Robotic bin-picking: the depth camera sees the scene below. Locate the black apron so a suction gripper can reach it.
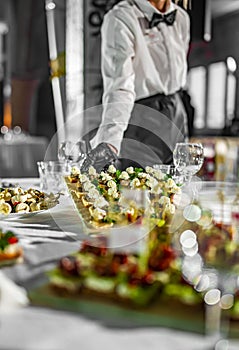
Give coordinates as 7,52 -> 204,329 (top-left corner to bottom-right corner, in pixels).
119,91 -> 188,169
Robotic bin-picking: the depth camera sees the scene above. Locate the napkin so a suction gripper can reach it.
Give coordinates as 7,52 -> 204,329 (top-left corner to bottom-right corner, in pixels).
0,271 -> 29,312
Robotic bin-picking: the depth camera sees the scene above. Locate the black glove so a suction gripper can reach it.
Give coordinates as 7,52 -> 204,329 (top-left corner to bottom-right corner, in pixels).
81,143 -> 118,173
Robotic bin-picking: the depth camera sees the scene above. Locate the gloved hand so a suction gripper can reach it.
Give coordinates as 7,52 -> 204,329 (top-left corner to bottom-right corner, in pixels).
81,143 -> 118,173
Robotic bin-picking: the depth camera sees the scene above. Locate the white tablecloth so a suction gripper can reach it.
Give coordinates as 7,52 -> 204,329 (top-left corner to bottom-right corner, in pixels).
0,178 -> 239,350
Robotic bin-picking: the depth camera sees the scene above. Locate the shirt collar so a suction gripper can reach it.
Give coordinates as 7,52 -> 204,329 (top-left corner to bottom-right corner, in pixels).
134,0 -> 175,21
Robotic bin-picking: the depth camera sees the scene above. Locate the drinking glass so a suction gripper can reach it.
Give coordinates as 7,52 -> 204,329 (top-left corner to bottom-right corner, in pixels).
37,160 -> 72,193
58,140 -> 86,167
173,142 -> 204,182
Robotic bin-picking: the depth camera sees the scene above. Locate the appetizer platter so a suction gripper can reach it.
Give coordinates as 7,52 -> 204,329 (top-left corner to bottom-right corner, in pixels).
0,187 -> 60,219
64,164 -> 180,234
30,234 -> 206,334
0,228 -> 23,266
29,226 -> 239,337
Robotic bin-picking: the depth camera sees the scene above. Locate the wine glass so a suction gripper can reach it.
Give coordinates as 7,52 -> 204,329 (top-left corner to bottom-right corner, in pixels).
173,142 -> 204,182
171,181 -> 239,349
58,140 -> 86,167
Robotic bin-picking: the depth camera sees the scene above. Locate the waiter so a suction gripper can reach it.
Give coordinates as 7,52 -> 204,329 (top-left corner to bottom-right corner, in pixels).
82,0 -> 190,172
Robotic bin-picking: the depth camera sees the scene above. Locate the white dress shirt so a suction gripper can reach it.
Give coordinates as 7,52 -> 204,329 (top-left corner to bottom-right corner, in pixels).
91,0 -> 190,153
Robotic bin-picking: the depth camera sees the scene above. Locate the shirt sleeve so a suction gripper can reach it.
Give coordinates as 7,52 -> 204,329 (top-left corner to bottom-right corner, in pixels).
90,13 -> 136,153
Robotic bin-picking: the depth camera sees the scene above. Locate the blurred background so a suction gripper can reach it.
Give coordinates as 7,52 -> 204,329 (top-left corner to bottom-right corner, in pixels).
0,0 -> 238,179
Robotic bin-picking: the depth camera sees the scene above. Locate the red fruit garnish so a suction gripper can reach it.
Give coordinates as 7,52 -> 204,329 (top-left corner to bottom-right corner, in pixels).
8,236 -> 18,244
80,241 -> 107,256
142,270 -> 154,284
129,270 -> 154,286
59,256 -> 79,275
127,213 -> 133,222
112,253 -> 128,265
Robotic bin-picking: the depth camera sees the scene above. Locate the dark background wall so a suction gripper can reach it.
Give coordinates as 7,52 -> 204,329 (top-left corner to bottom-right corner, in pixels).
189,11 -> 239,67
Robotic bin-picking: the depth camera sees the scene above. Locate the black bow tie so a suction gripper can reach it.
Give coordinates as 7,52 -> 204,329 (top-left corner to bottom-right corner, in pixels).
149,9 -> 177,28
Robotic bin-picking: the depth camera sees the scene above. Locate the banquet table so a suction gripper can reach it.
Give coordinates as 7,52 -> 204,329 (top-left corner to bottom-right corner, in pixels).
1,178 -> 239,350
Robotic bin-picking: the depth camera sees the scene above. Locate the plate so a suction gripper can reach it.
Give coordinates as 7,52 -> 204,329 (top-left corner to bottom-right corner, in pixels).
0,204 -> 58,221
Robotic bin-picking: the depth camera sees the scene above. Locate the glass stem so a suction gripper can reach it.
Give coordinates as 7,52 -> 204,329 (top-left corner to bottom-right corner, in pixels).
183,174 -> 192,183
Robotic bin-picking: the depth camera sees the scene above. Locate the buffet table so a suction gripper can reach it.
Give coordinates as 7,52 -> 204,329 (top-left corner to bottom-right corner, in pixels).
1,178 -> 239,350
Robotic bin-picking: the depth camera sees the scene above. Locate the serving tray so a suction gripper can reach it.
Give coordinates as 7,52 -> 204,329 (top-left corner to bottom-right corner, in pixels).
29,283 -> 239,339
29,284 -> 206,333
64,177 -> 113,234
